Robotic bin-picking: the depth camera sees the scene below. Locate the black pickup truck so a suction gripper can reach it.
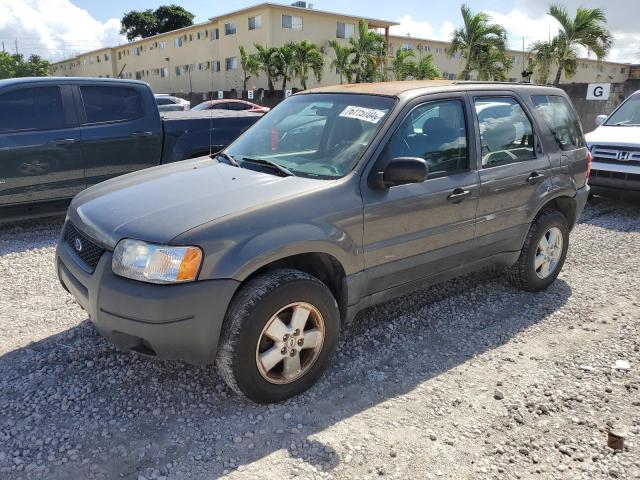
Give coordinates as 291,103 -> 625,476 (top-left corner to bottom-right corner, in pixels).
0,77 -> 260,220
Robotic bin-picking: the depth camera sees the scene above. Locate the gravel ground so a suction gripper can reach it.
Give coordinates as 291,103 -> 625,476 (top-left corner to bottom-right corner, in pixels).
0,196 -> 639,480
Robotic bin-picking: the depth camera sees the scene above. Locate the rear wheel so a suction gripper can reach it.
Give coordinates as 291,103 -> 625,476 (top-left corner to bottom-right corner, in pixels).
216,269 -> 340,403
508,209 -> 569,292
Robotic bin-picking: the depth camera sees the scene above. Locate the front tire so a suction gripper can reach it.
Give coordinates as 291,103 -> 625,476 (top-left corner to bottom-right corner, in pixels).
216,269 -> 340,403
508,209 -> 569,292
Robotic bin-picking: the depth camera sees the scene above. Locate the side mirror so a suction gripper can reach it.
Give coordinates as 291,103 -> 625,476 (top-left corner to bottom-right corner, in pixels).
374,157 -> 428,189
595,114 -> 608,127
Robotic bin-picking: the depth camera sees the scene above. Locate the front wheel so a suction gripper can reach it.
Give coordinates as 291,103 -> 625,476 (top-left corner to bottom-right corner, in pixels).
216,269 -> 340,403
508,209 -> 569,292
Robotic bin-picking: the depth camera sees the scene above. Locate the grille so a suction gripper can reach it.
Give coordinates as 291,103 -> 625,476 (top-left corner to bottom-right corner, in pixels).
591,169 -> 640,182
591,145 -> 640,166
63,223 -> 105,272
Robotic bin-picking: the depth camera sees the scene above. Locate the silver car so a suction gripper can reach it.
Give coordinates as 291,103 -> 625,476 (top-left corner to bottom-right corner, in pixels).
154,94 -> 190,112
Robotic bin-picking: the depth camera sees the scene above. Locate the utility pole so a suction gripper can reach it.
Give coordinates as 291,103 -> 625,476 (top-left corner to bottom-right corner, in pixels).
14,39 -> 18,55
1,41 -> 5,53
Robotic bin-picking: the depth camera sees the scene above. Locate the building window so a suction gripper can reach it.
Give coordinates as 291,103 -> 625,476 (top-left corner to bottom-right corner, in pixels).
336,22 -> 354,39
160,67 -> 168,78
133,47 -> 141,56
175,66 -> 181,76
104,53 -> 110,60
424,45 -> 431,52
435,47 -> 443,55
159,41 -> 166,49
210,28 -> 220,40
175,37 -> 183,48
96,55 -> 101,63
621,68 -> 626,74
282,14 -> 302,30
249,15 -> 262,30
225,22 -> 236,35
225,57 -> 237,70
212,60 -> 221,72
401,44 -> 413,52
198,61 -> 210,71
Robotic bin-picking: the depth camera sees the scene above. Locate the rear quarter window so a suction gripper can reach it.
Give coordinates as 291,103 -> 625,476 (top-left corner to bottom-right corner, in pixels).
531,95 -> 584,151
80,85 -> 144,124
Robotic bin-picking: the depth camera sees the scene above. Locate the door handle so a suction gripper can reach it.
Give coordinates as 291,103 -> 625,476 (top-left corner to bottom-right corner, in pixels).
447,188 -> 471,203
130,131 -> 153,138
50,138 -> 76,145
526,172 -> 545,185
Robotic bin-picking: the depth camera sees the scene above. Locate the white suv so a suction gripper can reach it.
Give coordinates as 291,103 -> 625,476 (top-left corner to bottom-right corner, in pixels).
585,91 -> 640,194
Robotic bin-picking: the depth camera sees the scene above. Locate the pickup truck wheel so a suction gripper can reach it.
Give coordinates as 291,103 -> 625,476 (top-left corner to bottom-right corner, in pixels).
216,269 -> 340,403
508,209 -> 569,292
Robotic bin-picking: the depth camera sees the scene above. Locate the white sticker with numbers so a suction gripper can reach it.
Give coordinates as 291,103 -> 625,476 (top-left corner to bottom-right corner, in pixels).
339,106 -> 386,124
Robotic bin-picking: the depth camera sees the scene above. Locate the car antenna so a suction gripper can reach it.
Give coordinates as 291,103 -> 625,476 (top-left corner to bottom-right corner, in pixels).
209,73 -> 215,157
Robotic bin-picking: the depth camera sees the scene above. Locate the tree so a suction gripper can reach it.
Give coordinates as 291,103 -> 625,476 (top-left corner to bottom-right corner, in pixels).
412,54 -> 441,80
448,4 -> 509,81
475,45 -> 513,81
328,40 -> 353,84
0,53 -> 49,79
254,44 -> 280,90
390,48 -> 415,80
239,46 -> 260,91
349,19 -> 386,83
548,4 -> 612,85
529,40 -> 557,84
274,43 -> 296,90
120,5 -> 194,41
292,41 -> 324,90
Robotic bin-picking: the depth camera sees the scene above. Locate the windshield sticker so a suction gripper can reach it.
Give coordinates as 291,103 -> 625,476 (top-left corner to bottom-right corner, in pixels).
339,106 -> 386,124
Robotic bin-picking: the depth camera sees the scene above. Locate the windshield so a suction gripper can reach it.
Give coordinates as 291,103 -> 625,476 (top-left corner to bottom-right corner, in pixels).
605,93 -> 640,126
225,93 -> 396,179
191,101 -> 212,111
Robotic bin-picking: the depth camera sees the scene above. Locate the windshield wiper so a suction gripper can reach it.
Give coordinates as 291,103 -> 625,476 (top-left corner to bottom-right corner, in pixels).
214,152 -> 240,167
240,157 -> 295,177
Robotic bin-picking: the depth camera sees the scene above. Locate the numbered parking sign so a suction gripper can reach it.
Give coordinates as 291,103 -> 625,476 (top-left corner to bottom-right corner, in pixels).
247,90 -> 254,100
285,89 -> 292,98
217,90 -> 224,99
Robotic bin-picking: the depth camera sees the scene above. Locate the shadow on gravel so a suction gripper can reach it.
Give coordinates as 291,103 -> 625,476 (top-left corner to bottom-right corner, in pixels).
0,267 -> 572,479
580,195 -> 640,233
0,216 -> 65,255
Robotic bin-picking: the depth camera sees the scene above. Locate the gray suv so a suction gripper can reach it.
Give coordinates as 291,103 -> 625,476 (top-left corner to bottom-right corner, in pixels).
56,81 -> 590,403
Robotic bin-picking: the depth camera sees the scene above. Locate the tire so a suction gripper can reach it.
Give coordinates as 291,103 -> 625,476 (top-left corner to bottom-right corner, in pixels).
216,269 -> 340,403
508,209 -> 569,292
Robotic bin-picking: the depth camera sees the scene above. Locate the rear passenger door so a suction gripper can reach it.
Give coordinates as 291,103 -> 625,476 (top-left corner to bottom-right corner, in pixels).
76,84 -> 162,186
0,84 -> 83,206
471,93 -> 552,257
362,96 -> 480,295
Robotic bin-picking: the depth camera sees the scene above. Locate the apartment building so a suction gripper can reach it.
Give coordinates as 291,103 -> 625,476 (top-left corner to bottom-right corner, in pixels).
49,1 -> 631,94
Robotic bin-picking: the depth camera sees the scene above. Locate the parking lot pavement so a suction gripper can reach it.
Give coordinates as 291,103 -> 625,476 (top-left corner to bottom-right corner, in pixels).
0,196 -> 639,480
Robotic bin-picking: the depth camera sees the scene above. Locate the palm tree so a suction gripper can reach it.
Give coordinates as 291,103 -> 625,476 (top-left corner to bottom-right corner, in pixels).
329,40 -> 353,84
413,54 -> 440,80
475,45 -> 513,81
274,43 -> 296,90
391,48 -> 415,81
239,46 -> 260,91
254,44 -> 280,90
529,40 -> 557,84
349,19 -> 385,83
548,4 -> 613,85
292,40 -> 324,90
448,4 -> 508,80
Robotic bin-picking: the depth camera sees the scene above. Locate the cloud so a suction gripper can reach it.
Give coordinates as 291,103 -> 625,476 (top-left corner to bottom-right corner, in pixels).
0,0 -> 124,61
391,15 -> 454,42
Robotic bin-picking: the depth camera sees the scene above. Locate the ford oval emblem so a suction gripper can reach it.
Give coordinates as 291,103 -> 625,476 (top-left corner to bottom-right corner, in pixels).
74,237 -> 83,253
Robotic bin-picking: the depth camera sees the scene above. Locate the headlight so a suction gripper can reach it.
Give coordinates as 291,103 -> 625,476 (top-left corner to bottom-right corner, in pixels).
112,239 -> 203,284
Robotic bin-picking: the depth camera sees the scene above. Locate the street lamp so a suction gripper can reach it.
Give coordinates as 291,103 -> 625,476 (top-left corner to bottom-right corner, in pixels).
165,57 -> 172,94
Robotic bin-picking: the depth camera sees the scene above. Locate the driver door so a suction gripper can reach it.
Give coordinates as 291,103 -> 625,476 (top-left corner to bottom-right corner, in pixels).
361,95 -> 480,296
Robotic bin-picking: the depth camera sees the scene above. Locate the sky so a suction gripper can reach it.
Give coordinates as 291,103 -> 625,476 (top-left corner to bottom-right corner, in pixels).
0,0 -> 638,64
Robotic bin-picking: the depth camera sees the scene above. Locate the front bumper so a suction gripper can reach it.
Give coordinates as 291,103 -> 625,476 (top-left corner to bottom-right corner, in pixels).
56,227 -> 239,365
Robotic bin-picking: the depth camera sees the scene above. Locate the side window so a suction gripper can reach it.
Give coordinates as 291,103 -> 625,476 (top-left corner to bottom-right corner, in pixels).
80,86 -> 144,124
155,97 -> 172,106
475,97 -> 536,168
228,102 -> 249,111
212,103 -> 229,110
531,95 -> 584,150
384,99 -> 469,178
0,86 -> 65,132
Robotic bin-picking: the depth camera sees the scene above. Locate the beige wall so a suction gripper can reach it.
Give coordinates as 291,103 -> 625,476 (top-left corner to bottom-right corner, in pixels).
50,3 -> 631,93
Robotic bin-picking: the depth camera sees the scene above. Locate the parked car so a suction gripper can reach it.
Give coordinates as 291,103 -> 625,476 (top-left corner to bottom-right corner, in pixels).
56,81 -> 590,403
192,99 -> 270,114
154,94 -> 190,112
585,90 -> 640,194
0,77 -> 260,221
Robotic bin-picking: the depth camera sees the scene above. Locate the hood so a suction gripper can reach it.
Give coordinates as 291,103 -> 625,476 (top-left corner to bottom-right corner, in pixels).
69,157 -> 326,248
585,125 -> 640,147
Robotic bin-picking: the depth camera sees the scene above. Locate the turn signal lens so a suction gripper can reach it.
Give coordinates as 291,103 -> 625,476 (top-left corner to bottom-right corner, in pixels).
586,150 -> 592,183
176,247 -> 203,281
